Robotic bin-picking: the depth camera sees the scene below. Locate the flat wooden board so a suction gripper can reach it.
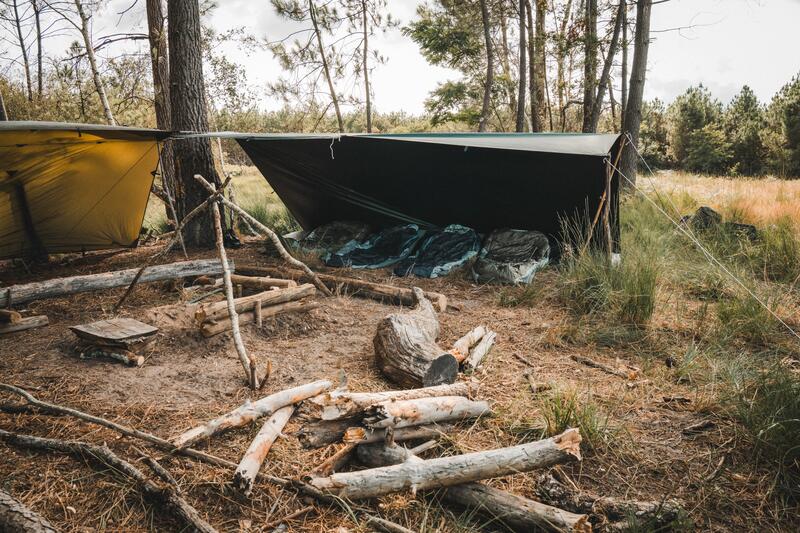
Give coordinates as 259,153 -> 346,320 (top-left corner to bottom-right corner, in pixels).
70,318 -> 158,345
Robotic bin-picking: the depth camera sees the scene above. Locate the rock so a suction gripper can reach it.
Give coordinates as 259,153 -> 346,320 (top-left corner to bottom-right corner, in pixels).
723,222 -> 758,241
688,206 -> 722,231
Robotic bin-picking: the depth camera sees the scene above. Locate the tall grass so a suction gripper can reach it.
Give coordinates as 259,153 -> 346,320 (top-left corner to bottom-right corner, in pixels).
240,201 -> 300,236
539,389 -> 615,451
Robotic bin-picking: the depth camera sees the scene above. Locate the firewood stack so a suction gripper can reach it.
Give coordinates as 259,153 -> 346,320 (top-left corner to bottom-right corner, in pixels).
194,276 -> 319,337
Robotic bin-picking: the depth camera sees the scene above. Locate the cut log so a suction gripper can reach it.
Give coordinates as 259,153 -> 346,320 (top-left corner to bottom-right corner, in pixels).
307,428 -> 581,499
374,288 -> 458,387
78,346 -> 144,367
357,444 -> 591,533
536,473 -> 683,527
233,405 -> 294,497
362,396 -> 491,430
297,418 -> 451,449
201,301 -> 320,337
450,326 -> 486,362
0,429 -> 218,533
0,315 -> 48,335
195,284 -> 316,323
463,329 -> 496,371
0,489 -> 58,533
305,382 -> 477,421
0,309 -> 22,324
343,424 -> 454,445
238,265 -> 449,312
0,259 -> 231,307
229,274 -> 297,289
171,380 -> 332,449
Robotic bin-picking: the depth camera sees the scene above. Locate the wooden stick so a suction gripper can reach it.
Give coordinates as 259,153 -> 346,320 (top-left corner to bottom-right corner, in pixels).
193,174 -> 332,297
239,265 -> 448,312
304,382 -> 477,421
253,298 -> 263,327
229,274 -> 297,289
78,346 -> 144,367
0,429 -> 218,533
264,505 -> 315,529
365,516 -> 416,533
210,197 -> 258,390
0,309 -> 22,324
463,329 -> 496,371
512,352 -> 536,368
195,284 -> 315,323
171,380 -> 332,449
524,372 -> 552,395
310,442 -> 358,477
0,489 -> 58,533
450,326 -> 486,362
233,406 -> 294,497
570,355 -> 636,380
358,443 -> 591,533
309,429 -> 581,500
201,301 -> 320,337
362,396 -> 491,430
0,316 -> 48,335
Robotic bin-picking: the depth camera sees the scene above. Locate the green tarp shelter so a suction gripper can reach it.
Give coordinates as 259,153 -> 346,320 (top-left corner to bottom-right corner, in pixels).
234,132 -> 623,251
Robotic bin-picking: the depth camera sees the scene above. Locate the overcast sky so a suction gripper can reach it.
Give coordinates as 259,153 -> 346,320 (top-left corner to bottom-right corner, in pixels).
29,0 -> 800,115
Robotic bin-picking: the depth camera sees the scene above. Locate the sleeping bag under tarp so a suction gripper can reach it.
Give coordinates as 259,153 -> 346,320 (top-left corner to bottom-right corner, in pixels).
472,229 -> 551,284
324,224 -> 426,269
394,224 -> 481,278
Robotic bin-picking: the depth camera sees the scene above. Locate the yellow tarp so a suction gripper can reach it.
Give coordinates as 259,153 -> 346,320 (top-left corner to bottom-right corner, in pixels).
0,123 -> 163,259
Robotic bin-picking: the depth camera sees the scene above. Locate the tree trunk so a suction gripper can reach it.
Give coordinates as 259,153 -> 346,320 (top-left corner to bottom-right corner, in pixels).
0,90 -> 7,120
32,0 -> 43,98
357,444 -> 591,533
620,3 -> 628,133
499,7 -> 516,118
534,0 -> 547,130
12,0 -> 33,101
170,380 -> 332,449
589,0 -> 624,132
525,0 -> 537,131
307,428 -> 582,500
167,0 -> 223,248
581,0 -> 598,132
620,0 -> 652,189
373,288 -> 458,388
478,0 -> 494,132
146,0 -> 176,195
515,0 -> 527,132
304,382 -> 477,421
233,406 -> 294,497
362,396 -> 490,430
74,0 -> 114,124
0,489 -> 59,532
361,0 -> 371,132
310,0 -> 344,133
0,259 -> 229,307
554,0 -> 574,131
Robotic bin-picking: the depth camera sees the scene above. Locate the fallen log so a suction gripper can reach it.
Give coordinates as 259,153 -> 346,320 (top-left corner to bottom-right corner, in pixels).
0,489 -> 58,533
0,309 -> 22,324
201,301 -> 320,337
450,326 -> 486,362
343,424 -> 455,445
297,418 -> 451,449
374,288 -> 459,387
357,443 -> 591,533
229,274 -> 297,289
463,329 -> 496,371
233,406 -> 294,497
0,315 -> 48,335
78,346 -> 144,367
0,259 -> 231,308
0,429 -> 217,533
536,472 -> 683,528
238,265 -> 449,312
362,396 -> 491,430
171,380 -> 332,449
305,382 -> 477,421
195,284 -> 316,323
307,428 -> 581,499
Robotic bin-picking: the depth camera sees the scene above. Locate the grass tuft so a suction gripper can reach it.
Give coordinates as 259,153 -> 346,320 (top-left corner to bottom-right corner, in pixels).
716,290 -> 783,346
539,388 -> 615,451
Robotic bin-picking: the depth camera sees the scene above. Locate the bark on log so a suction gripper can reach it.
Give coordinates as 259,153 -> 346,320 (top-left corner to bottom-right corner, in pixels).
357,444 -> 591,533
0,309 -> 22,324
362,396 -> 491,430
374,288 -> 458,387
233,405 -> 294,497
536,473 -> 683,527
0,489 -> 58,533
171,380 -> 332,449
343,424 -> 454,445
238,265 -> 448,312
304,382 -> 477,421
463,329 -> 496,371
195,284 -> 316,323
450,326 -> 486,362
229,274 -> 297,289
0,429 -> 217,533
307,428 -> 581,499
0,260 -> 231,307
201,301 -> 320,337
0,315 -> 48,335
